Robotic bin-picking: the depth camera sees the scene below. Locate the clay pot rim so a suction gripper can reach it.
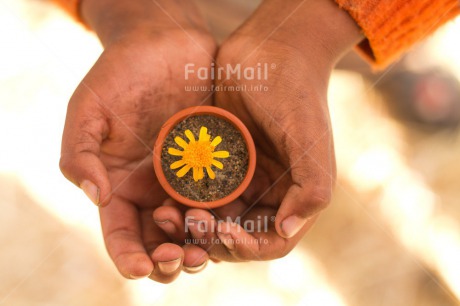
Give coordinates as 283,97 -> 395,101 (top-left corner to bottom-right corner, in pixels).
153,106 -> 256,209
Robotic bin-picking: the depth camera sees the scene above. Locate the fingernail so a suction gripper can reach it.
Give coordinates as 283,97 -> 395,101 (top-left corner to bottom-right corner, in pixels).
81,180 -> 100,205
157,258 -> 181,275
154,219 -> 176,234
281,215 -> 307,238
217,233 -> 235,251
183,260 -> 208,273
129,273 -> 151,280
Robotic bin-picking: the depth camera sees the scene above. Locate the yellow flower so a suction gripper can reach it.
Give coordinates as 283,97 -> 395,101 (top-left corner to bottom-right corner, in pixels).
168,126 -> 230,181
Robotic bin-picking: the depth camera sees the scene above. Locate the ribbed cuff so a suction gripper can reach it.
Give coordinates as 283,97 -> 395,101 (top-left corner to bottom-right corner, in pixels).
335,0 -> 460,68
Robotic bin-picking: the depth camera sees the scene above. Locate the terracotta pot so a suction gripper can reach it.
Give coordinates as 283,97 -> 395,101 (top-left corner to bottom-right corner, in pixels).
153,106 -> 256,209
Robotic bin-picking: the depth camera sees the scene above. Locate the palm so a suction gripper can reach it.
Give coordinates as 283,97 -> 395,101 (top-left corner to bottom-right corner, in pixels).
95,39 -> 212,209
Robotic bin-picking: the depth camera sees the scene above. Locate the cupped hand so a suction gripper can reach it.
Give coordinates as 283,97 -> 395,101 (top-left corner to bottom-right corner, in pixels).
182,38 -> 335,261
157,0 -> 362,262
60,24 -> 216,282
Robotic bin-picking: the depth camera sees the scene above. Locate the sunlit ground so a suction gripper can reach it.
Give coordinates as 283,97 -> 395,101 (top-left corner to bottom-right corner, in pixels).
1,0 -> 460,305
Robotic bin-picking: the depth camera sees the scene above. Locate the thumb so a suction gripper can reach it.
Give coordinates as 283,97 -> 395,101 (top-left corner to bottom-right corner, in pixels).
59,93 -> 112,206
274,105 -> 335,238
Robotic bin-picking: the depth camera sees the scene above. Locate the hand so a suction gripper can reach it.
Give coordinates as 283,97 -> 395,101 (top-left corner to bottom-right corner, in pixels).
159,0 -> 363,261
59,0 -> 216,283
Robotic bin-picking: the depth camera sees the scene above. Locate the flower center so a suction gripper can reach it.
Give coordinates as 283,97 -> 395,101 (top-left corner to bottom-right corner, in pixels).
182,141 -> 214,168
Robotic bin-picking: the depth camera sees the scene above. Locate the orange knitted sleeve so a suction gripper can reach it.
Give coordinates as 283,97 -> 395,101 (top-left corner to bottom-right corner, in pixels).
334,0 -> 460,68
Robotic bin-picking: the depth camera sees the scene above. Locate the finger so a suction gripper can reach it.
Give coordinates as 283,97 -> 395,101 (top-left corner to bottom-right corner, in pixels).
149,243 -> 184,283
185,208 -> 217,245
140,206 -> 185,284
217,211 -> 319,261
212,200 -> 247,220
60,90 -> 111,206
153,199 -> 188,243
242,153 -> 292,207
184,201 -> 247,261
216,221 -> 269,261
274,101 -> 335,238
276,185 -> 330,238
100,196 -> 153,280
185,208 -> 236,260
162,197 -> 188,213
215,207 -> 281,261
182,244 -> 209,274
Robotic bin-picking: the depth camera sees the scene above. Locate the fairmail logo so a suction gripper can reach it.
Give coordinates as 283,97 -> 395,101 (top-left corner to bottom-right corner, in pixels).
184,215 -> 273,233
185,63 -> 275,81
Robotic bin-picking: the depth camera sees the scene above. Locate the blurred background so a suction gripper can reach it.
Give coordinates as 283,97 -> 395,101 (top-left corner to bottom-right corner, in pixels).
1,0 -> 460,305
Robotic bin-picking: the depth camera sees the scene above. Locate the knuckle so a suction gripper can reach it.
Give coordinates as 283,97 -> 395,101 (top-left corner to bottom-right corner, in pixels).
311,186 -> 333,211
257,240 -> 292,261
278,247 -> 292,259
273,247 -> 291,260
262,244 -> 292,261
58,155 -> 72,176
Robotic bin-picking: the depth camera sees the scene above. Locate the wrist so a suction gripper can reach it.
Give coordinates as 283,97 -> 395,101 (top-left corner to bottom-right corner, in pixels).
245,0 -> 363,65
80,0 -> 209,46
298,0 -> 364,62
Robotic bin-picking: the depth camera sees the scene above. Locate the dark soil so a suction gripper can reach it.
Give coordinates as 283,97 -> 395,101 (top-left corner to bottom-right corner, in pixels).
161,115 -> 249,202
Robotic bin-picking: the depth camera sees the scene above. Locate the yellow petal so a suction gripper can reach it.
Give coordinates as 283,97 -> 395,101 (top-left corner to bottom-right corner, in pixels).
198,167 -> 204,179
193,167 -> 199,181
211,159 -> 223,169
206,166 -> 215,179
199,126 -> 208,142
170,160 -> 186,169
176,165 -> 191,177
185,130 -> 195,143
174,136 -> 188,149
213,151 -> 230,158
168,148 -> 184,156
210,136 -> 222,147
